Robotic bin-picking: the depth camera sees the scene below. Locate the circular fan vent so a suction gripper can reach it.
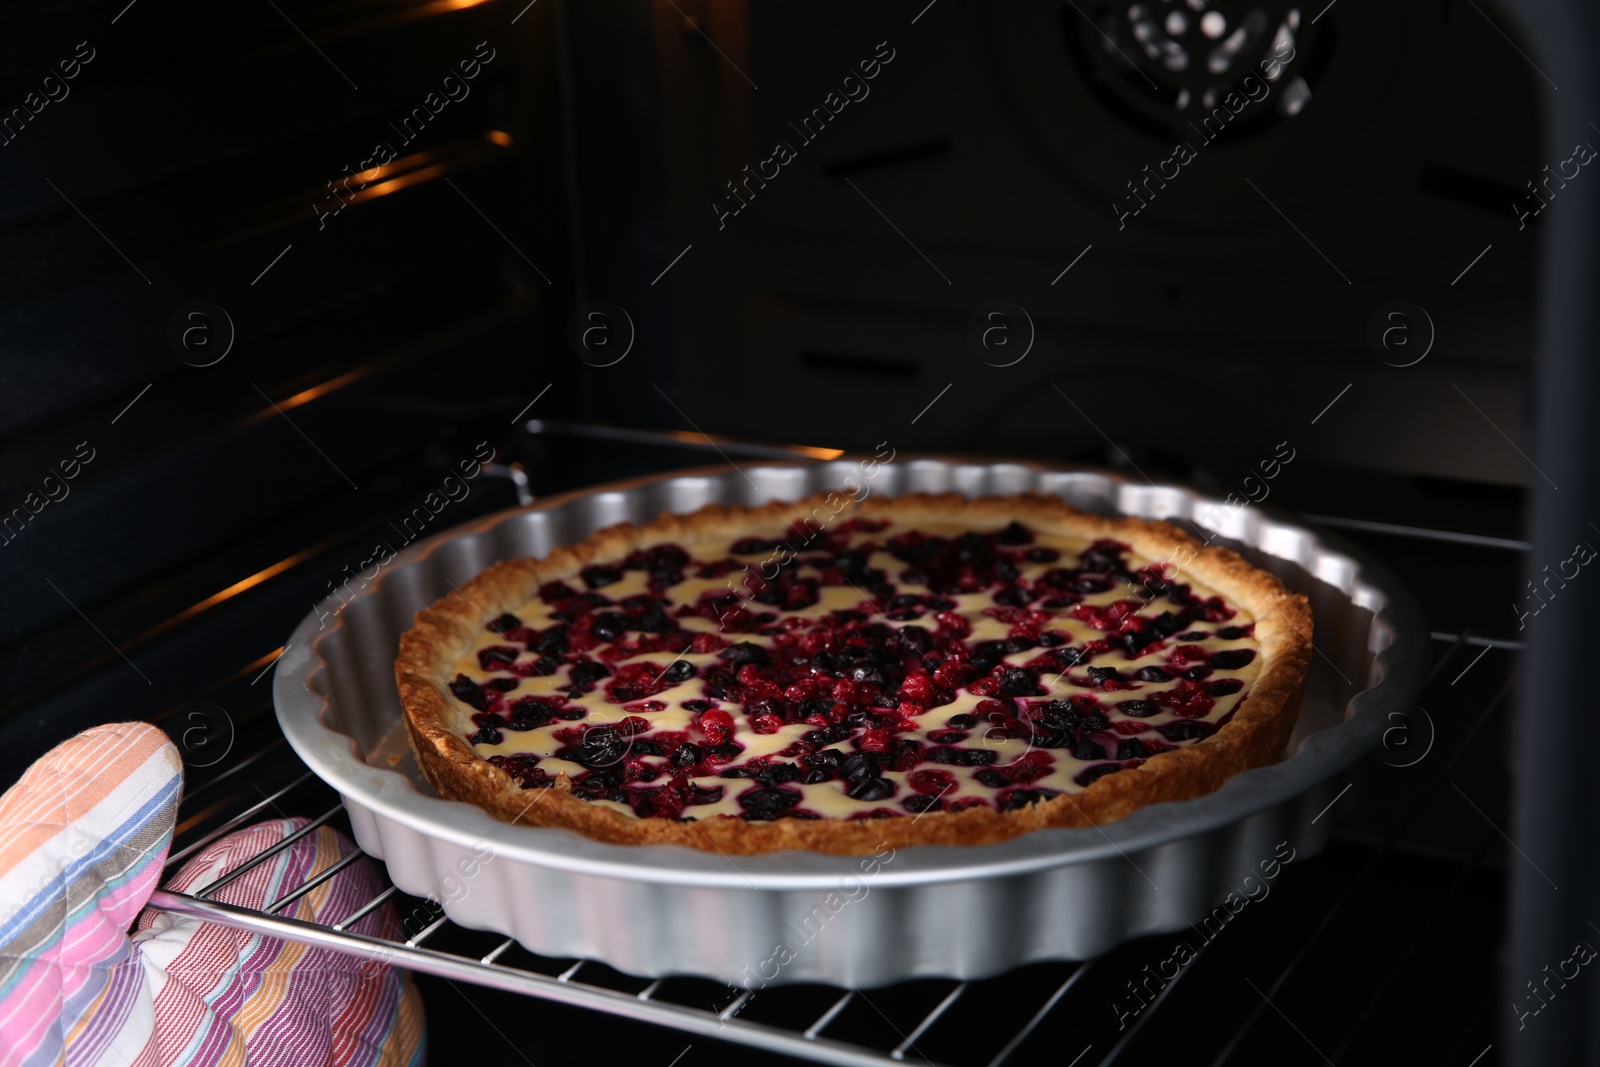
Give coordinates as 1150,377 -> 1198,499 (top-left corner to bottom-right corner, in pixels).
1066,0 -> 1319,141
981,0 -> 1406,227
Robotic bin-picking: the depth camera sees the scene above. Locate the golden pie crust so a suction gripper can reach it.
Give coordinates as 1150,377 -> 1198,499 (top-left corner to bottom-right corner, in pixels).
395,492 -> 1312,855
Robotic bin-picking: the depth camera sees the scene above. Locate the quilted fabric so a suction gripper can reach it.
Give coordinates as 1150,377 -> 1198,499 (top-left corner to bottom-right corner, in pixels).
0,722 -> 426,1067
134,819 -> 426,1067
0,722 -> 180,1067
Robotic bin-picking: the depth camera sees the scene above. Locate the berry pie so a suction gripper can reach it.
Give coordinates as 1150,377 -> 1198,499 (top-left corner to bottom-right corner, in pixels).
396,492 -> 1312,855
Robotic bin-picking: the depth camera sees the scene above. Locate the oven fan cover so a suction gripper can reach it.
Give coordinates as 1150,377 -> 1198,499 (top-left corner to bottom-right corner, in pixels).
1068,0 -> 1319,140
981,0 -> 1414,227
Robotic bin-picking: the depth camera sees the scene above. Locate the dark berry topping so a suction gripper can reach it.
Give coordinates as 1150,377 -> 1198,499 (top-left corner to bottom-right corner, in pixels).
1073,740 -> 1106,761
449,675 -> 491,711
565,661 -> 612,693
739,786 -> 803,820
841,750 -> 882,783
804,749 -> 844,770
1074,764 -> 1123,787
1000,787 -> 1061,810
506,698 -> 558,731
590,612 -> 628,641
999,667 -> 1044,697
1087,666 -> 1126,686
1155,720 -> 1217,742
627,543 -> 691,587
847,777 -> 896,802
478,646 -> 520,670
997,521 -> 1034,545
487,754 -> 552,789
719,641 -> 771,668
581,564 -> 623,589
754,762 -> 804,785
993,586 -> 1032,608
459,523 -> 1256,821
558,727 -> 633,769
530,626 -> 567,656
1116,738 -> 1150,760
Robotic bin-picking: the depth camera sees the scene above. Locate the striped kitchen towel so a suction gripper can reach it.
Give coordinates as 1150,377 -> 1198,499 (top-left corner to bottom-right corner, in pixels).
0,721 -> 181,1067
134,818 -> 426,1067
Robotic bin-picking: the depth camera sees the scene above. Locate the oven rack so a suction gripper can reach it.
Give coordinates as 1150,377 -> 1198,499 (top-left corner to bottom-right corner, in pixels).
145,623 -> 1512,1067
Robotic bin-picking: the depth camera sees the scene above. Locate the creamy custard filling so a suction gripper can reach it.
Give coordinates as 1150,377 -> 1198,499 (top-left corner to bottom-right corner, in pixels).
445,518 -> 1262,823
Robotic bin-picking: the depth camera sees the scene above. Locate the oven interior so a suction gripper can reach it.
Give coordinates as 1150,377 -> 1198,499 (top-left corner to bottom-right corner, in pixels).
0,0 -> 1581,1063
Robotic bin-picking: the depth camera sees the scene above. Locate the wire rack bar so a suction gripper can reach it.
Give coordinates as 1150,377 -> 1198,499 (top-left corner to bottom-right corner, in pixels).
405,913 -> 451,948
522,419 -> 840,461
891,982 -> 966,1061
718,991 -> 754,1021
806,991 -> 856,1040
141,590 -> 1511,1067
194,803 -> 344,898
1429,632 -> 1523,651
166,771 -> 316,868
1327,828 -> 1500,1062
333,884 -> 399,932
179,737 -> 288,806
481,937 -> 516,965
1442,984 -> 1497,1066
1095,630 -> 1503,1067
1208,668 -> 1512,1066
1301,514 -> 1530,552
1096,925 -> 1223,1065
144,888 -> 952,1067
266,847 -> 366,914
986,960 -> 1096,1067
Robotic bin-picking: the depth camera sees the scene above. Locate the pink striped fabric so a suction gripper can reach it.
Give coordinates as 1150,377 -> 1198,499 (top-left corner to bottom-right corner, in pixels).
0,722 -> 179,1067
0,722 -> 426,1067
133,819 -> 425,1067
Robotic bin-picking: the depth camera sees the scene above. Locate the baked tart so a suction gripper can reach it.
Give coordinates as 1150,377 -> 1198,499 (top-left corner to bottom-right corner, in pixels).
395,492 -> 1312,855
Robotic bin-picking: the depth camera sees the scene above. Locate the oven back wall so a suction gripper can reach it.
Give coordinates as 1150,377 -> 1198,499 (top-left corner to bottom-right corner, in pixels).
650,0 -> 1542,487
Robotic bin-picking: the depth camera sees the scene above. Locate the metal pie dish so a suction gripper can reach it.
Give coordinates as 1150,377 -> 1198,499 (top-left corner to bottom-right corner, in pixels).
276,457 -> 1429,988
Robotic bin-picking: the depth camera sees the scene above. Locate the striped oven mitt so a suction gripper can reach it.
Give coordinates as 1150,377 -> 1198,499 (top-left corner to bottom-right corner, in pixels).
0,722 -> 426,1067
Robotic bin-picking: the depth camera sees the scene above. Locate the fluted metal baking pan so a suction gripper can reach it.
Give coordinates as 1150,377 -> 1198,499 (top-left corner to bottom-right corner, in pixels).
275,457 -> 1429,988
